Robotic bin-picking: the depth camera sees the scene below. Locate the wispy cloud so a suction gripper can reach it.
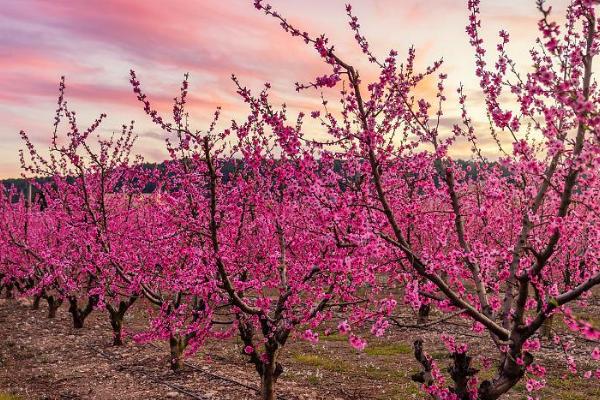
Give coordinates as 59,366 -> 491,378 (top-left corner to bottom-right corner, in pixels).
0,0 -> 572,177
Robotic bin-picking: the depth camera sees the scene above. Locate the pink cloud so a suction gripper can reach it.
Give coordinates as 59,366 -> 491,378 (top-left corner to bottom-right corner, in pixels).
0,0 -> 574,179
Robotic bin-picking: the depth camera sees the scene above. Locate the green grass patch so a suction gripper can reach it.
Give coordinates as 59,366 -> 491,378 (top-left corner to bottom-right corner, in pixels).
376,383 -> 422,399
292,353 -> 351,373
364,342 -> 411,356
543,374 -> 600,399
0,394 -> 21,400
364,365 -> 408,381
508,373 -> 600,400
320,333 -> 348,342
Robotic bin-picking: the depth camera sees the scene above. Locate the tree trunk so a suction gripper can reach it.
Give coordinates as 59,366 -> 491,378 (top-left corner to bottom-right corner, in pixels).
411,339 -> 435,386
108,308 -> 125,346
449,352 -> 478,400
68,295 -> 98,329
541,314 -> 554,339
169,335 -> 186,371
477,341 -> 533,400
69,297 -> 85,329
107,297 -> 136,346
68,297 -> 84,328
32,294 -> 42,310
418,303 -> 431,324
259,349 -> 283,400
412,340 -> 487,400
260,368 -> 276,400
5,283 -> 14,299
47,296 -> 62,319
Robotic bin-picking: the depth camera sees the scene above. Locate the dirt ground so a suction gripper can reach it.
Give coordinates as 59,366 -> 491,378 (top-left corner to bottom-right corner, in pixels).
0,297 -> 598,400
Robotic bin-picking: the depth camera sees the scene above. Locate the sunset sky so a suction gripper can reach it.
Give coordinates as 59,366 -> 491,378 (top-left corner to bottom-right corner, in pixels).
0,0 -> 573,178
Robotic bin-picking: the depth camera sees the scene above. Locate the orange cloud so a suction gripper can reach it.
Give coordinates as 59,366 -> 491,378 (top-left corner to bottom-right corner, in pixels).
0,0 -> 570,178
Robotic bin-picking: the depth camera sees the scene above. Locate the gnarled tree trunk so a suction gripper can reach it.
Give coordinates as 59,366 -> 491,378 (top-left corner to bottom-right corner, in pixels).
169,335 -> 186,371
4,283 -> 14,299
46,295 -> 62,318
449,352 -> 478,400
259,352 -> 283,400
238,319 -> 285,400
32,294 -> 42,310
107,296 -> 137,346
252,335 -> 285,400
109,310 -> 124,345
412,338 -> 530,400
418,303 -> 431,324
477,332 -> 533,400
68,295 -> 98,329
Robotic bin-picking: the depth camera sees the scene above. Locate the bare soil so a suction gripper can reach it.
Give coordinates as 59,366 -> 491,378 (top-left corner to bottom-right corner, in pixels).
0,297 -> 598,399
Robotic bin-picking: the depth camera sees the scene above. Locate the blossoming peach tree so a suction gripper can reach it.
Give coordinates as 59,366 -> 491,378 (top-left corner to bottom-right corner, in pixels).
17,78 -> 147,341
252,0 -> 600,398
128,67 -> 385,399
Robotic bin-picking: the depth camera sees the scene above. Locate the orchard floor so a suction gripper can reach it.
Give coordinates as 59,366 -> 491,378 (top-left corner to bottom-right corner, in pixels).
0,298 -> 598,400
